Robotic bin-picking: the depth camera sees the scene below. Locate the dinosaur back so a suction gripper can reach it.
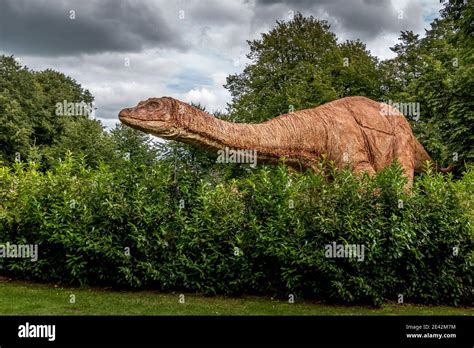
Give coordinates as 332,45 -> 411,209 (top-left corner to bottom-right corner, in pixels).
318,97 -> 400,170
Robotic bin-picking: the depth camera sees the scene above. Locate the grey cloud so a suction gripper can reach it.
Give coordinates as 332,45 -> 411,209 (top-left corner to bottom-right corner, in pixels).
254,0 -> 421,41
184,0 -> 249,25
0,0 -> 186,56
1,0 -> 439,124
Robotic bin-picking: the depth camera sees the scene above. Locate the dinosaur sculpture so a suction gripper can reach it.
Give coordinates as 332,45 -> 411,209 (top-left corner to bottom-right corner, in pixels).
119,96 -> 439,187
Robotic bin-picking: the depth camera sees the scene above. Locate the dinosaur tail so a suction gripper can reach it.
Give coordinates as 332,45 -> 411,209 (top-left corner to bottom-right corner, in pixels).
414,138 -> 454,173
437,163 -> 455,173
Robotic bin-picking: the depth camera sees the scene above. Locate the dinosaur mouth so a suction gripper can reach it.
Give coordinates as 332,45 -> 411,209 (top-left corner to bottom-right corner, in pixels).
120,116 -> 165,131
119,115 -> 180,139
119,115 -> 146,129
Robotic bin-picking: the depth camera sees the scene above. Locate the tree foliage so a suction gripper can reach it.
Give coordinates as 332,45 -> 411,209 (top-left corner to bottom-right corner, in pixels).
0,56 -> 159,169
0,158 -> 472,305
0,56 -> 94,165
381,0 -> 473,166
225,13 -> 381,123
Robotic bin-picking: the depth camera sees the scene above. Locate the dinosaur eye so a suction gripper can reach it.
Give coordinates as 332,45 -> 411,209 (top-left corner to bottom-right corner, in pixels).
145,100 -> 160,110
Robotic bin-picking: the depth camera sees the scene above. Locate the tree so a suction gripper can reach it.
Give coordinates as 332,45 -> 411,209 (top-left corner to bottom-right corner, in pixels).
225,13 -> 382,123
44,116 -> 116,168
110,123 -> 159,166
0,93 -> 32,164
440,0 -> 474,164
380,0 -> 473,166
0,57 -> 36,163
0,55 -> 95,165
335,40 -> 381,98
33,69 -> 93,146
379,31 -> 423,96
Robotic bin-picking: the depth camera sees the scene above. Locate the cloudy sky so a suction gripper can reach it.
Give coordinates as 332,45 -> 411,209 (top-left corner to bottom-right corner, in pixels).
0,0 -> 444,128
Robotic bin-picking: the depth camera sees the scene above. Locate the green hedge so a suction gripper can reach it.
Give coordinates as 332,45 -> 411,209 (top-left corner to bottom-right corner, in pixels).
0,155 -> 472,306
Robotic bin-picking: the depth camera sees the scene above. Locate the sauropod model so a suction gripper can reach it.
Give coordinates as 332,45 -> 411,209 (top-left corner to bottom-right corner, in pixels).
119,96 -> 445,187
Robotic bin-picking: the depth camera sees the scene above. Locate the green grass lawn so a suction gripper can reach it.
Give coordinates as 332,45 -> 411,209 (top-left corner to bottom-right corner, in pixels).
0,279 -> 472,316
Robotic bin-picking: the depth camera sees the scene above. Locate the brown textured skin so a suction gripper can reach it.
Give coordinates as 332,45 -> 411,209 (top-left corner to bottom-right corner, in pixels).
119,96 -> 432,188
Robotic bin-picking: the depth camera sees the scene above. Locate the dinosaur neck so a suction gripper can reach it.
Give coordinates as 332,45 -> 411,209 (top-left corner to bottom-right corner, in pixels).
174,109 -> 263,150
173,102 -> 328,167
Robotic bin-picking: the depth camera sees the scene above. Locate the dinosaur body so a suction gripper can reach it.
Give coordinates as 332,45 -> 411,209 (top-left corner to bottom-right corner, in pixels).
119,96 -> 433,187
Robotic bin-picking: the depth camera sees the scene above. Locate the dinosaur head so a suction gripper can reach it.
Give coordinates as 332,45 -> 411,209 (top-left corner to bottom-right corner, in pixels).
119,97 -> 181,138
